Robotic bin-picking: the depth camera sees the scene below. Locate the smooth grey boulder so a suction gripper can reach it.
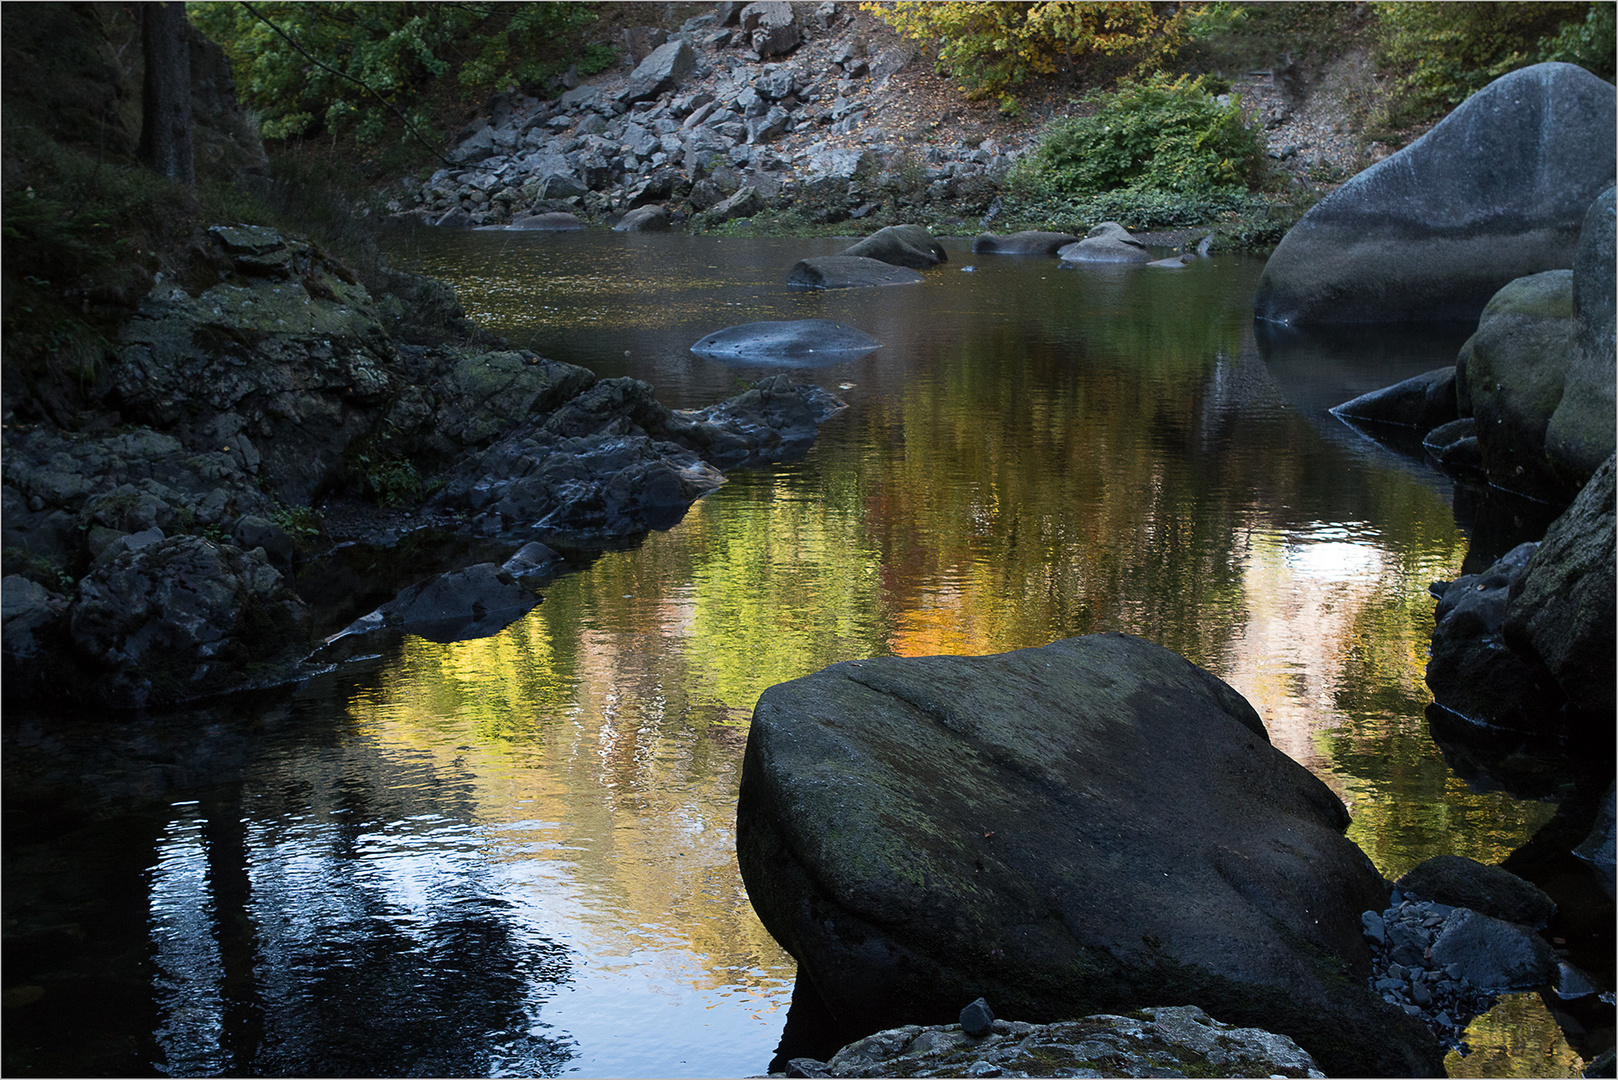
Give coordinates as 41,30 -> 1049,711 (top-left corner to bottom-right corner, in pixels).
69,535 -> 311,708
787,255 -> 925,289
1503,453 -> 1616,720
1057,222 -> 1153,264
838,225 -> 947,269
737,633 -> 1442,1078
1547,185 -> 1617,485
971,230 -> 1081,255
1254,63 -> 1617,325
1395,856 -> 1556,928
510,211 -> 585,231
1332,366 -> 1459,430
690,319 -> 880,365
811,1006 -> 1324,1079
1428,909 -> 1555,991
619,39 -> 696,104
613,205 -> 670,232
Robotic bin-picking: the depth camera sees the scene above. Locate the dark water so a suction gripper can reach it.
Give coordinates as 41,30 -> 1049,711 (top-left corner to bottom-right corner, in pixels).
3,231 -> 1596,1077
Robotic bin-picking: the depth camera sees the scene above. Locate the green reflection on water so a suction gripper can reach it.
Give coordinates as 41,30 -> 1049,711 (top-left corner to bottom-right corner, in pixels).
376,230 -> 1576,1075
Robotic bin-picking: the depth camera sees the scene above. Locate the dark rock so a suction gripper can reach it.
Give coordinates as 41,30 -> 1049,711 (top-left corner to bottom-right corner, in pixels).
1573,782 -> 1615,895
690,319 -> 880,365
501,541 -> 562,581
747,105 -> 792,144
370,562 -> 538,644
231,514 -> 295,572
1428,909 -> 1555,991
1254,63 -> 1617,325
666,374 -> 847,469
433,350 -> 597,447
69,535 -> 311,708
1362,910 -> 1386,946
741,0 -> 801,59
2,575 -> 69,666
1396,856 -> 1556,928
613,205 -> 670,232
786,1058 -> 832,1079
1422,418 -> 1483,472
452,125 -> 498,164
971,231 -> 1080,255
619,39 -> 696,105
706,185 -> 767,222
787,255 -> 925,289
1331,367 -> 1458,430
435,206 -> 477,229
622,25 -> 669,66
736,633 -> 1442,1078
838,224 -> 947,269
959,999 -> 995,1038
511,211 -> 585,231
1504,454 -> 1617,720
1057,223 -> 1153,264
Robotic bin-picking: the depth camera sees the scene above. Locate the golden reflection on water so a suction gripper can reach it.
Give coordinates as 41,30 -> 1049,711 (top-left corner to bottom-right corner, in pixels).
1446,994 -> 1585,1078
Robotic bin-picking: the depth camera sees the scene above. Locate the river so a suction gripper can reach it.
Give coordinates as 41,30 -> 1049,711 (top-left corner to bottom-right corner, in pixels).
1,230 -> 1590,1077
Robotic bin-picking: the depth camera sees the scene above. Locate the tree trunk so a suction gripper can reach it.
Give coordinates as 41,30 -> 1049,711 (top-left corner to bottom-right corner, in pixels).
138,1 -> 195,184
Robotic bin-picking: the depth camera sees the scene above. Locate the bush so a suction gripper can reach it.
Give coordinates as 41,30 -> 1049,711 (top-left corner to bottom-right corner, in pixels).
1009,75 -> 1263,205
865,1 -> 1195,108
1373,2 -> 1607,125
188,3 -> 617,145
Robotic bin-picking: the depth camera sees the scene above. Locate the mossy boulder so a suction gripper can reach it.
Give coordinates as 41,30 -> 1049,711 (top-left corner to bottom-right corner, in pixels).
737,633 -> 1443,1078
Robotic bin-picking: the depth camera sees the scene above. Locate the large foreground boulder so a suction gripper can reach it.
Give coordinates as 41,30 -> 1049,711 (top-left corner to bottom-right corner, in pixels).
1254,63 -> 1616,325
737,633 -> 1442,1078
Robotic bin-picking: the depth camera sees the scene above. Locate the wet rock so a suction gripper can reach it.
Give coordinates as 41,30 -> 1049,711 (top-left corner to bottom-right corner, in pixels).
666,374 -> 847,469
1396,855 -> 1556,928
787,255 -> 925,288
501,541 -> 562,581
364,562 -> 539,644
838,224 -> 947,269
1057,223 -> 1153,264
816,1006 -> 1324,1079
1255,63 -> 1616,325
972,231 -> 1081,255
511,211 -> 586,231
613,205 -> 670,232
1573,782 -> 1616,895
1331,367 -> 1458,430
69,535 -> 311,708
690,319 -> 880,365
432,350 -> 597,447
738,633 -> 1442,1078
1422,417 -> 1483,473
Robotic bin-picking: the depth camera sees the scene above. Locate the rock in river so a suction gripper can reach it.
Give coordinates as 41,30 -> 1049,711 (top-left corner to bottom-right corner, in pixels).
1253,63 -> 1616,325
787,255 -> 925,289
971,230 -> 1081,256
837,225 -> 947,269
690,319 -> 880,365
736,632 -> 1443,1078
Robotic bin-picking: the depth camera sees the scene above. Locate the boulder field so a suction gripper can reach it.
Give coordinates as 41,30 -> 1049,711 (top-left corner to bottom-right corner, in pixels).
1254,62 -> 1616,326
736,632 -> 1443,1078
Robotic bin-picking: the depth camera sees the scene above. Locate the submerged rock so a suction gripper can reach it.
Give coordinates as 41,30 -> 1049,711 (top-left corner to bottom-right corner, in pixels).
971,230 -> 1081,255
737,632 -> 1442,1078
1254,63 -> 1616,325
787,255 -> 925,288
690,319 -> 880,364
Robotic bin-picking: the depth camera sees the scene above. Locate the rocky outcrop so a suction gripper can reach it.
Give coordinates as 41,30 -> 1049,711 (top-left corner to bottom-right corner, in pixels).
1254,63 -> 1617,325
1057,222 -> 1153,264
737,633 -> 1443,1078
1427,454 -> 1616,732
68,536 -> 311,708
690,319 -> 880,364
971,230 -> 1081,255
791,1006 -> 1324,1079
837,224 -> 946,268
787,255 -> 925,288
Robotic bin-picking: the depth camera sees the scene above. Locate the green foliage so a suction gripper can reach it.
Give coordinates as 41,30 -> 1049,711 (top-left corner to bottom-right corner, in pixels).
1009,75 -> 1263,209
188,3 -> 616,146
865,1 -> 1198,105
1182,2 -> 1373,74
1373,2 -> 1606,125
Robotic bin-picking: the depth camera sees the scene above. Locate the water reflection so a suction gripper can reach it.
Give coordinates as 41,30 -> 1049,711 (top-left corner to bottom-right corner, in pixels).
3,232 -> 1590,1078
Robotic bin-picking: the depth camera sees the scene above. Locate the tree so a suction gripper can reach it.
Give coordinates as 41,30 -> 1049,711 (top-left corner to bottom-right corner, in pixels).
138,1 -> 195,184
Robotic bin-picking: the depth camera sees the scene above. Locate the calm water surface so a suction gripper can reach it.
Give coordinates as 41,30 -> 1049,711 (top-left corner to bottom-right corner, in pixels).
2,231 -> 1587,1076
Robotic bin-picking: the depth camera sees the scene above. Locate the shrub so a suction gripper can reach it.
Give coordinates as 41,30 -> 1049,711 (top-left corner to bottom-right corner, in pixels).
1373,2 -> 1606,125
865,1 -> 1195,108
1009,74 -> 1263,205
